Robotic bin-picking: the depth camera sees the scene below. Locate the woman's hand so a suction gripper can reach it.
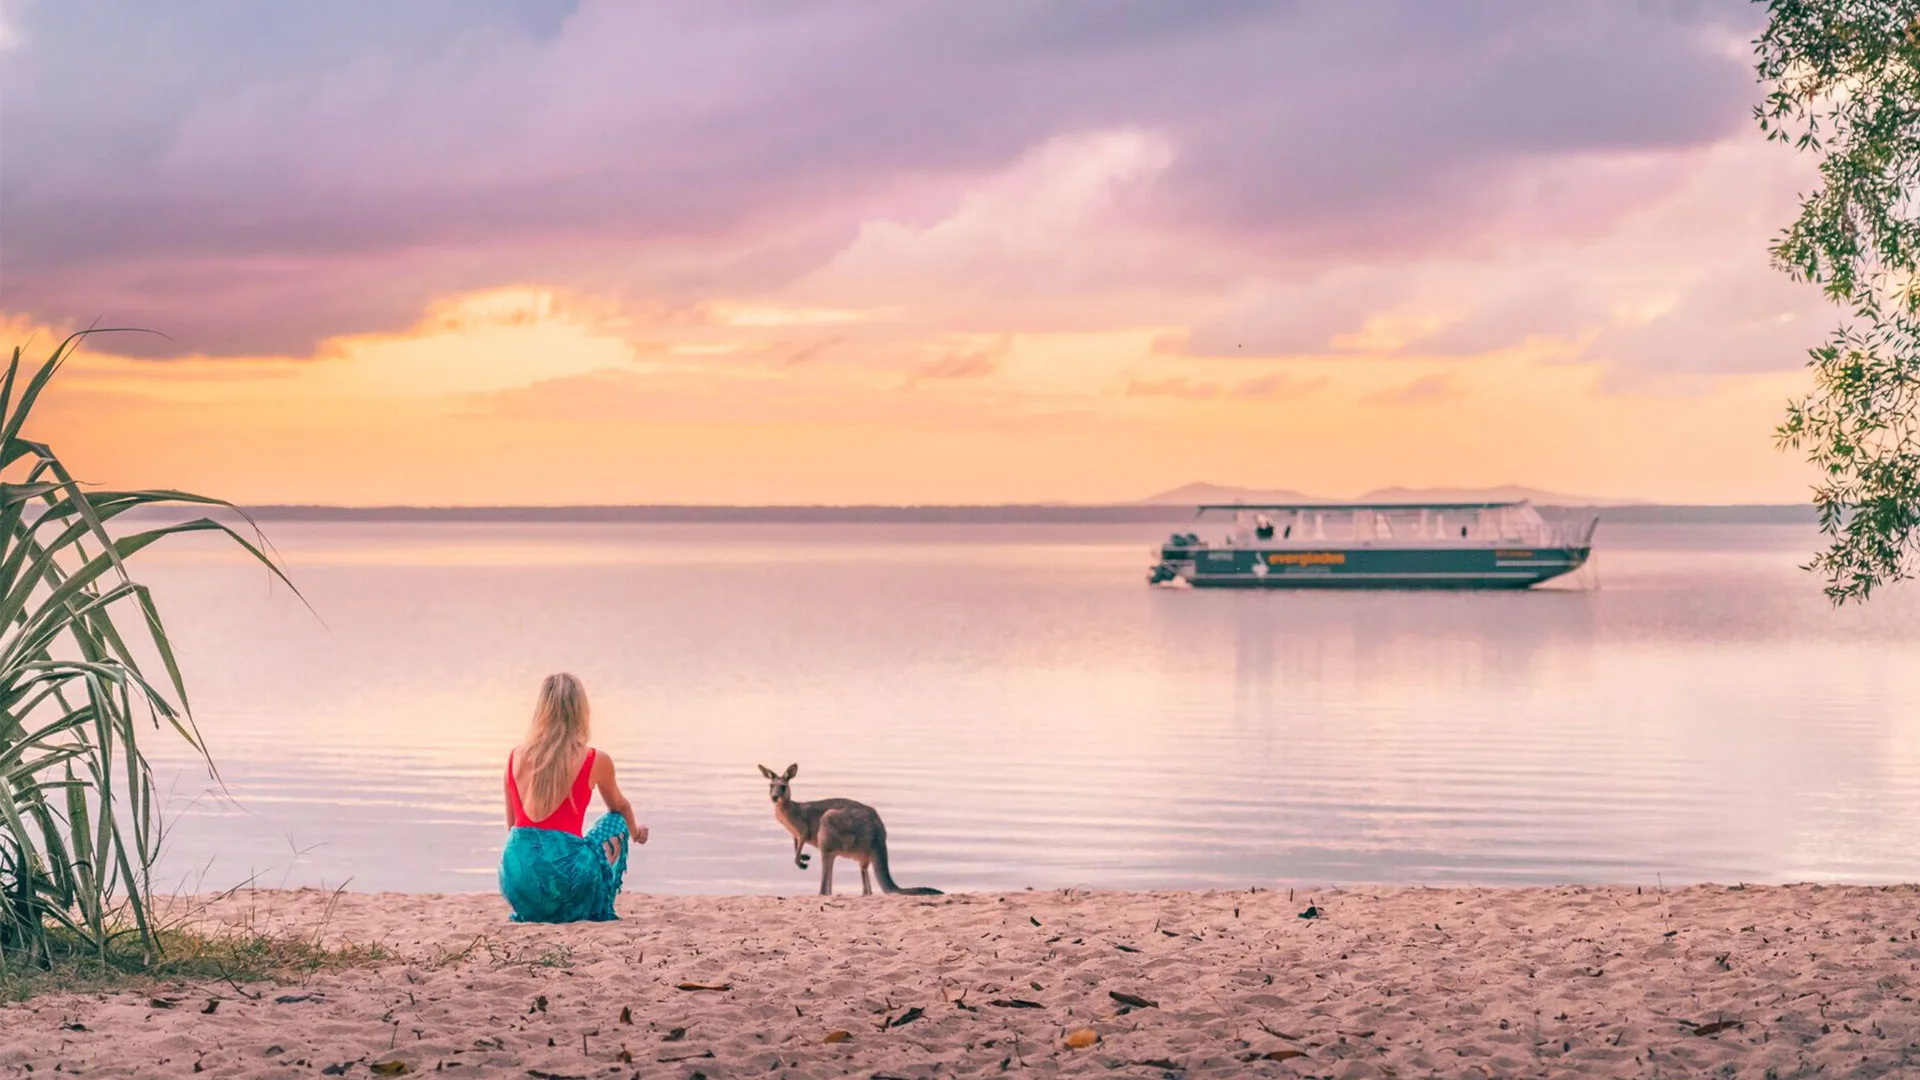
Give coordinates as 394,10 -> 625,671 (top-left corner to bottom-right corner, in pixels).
593,753 -> 648,846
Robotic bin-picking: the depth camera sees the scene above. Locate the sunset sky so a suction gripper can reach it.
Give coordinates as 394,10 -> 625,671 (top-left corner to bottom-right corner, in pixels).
2,1 -> 1830,505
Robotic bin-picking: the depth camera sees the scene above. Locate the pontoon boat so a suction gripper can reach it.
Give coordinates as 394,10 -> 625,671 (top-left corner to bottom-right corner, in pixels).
1147,501 -> 1597,589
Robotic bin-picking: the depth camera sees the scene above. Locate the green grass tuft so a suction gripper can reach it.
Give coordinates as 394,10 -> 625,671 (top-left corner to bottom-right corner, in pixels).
0,922 -> 390,1003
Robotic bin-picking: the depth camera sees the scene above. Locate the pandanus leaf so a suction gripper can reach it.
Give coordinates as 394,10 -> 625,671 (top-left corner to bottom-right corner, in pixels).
0,331 -> 300,964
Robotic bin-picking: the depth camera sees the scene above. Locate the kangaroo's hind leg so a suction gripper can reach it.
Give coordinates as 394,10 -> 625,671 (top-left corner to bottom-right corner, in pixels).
816,809 -> 851,896
860,860 -> 873,896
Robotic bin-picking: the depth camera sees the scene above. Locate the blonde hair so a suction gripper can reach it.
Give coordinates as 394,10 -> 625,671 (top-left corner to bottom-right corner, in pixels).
516,673 -> 591,821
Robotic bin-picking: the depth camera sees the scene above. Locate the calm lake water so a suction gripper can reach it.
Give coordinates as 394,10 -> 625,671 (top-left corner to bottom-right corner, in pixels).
135,520 -> 1920,895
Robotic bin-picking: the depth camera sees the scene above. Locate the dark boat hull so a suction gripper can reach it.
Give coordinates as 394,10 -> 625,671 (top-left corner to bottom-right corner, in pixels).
1154,545 -> 1591,589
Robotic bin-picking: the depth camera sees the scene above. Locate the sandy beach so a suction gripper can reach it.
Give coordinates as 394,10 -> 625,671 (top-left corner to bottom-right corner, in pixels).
3,884 -> 1917,1078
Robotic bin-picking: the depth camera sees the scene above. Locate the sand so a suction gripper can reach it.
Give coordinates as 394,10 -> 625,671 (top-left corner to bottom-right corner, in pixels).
3,884 -> 1918,1078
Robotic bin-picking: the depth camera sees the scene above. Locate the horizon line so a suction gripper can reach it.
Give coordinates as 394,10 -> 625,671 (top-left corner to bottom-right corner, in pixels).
215,500 -> 1808,511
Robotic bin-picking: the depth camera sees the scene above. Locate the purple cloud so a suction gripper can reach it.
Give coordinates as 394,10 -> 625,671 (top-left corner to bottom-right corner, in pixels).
1,1 -> 1762,357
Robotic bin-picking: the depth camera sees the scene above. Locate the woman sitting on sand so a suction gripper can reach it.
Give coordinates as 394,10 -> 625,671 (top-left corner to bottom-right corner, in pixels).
498,673 -> 648,922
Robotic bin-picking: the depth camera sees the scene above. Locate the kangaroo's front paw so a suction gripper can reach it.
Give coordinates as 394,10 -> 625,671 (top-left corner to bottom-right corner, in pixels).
795,854 -> 811,869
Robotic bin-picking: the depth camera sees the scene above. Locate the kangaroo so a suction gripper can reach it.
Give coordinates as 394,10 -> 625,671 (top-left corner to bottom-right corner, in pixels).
758,764 -> 942,896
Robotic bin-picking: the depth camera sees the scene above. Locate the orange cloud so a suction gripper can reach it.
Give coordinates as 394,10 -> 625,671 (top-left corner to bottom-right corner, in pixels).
15,274 -> 1819,508
912,336 -> 1014,382
1363,372 -> 1458,406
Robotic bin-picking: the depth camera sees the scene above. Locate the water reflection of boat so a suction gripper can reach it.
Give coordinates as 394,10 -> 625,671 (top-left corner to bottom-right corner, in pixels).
1148,500 -> 1597,589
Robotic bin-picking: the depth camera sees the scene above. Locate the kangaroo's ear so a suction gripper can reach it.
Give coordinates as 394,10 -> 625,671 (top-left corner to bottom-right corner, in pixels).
783,763 -> 798,780
758,764 -> 777,779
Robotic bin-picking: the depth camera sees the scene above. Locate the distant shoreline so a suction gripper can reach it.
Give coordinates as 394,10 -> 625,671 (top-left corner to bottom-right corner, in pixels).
164,503 -> 1819,525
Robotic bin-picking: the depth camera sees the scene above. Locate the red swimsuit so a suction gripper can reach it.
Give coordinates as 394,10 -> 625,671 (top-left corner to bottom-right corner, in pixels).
507,748 -> 597,836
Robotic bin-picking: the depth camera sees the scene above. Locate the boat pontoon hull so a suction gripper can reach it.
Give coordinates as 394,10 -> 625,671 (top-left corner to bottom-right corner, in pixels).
1153,544 -> 1591,588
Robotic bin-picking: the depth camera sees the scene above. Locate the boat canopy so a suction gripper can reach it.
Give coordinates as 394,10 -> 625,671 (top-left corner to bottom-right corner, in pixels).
1193,500 -> 1529,516
1177,499 -> 1593,550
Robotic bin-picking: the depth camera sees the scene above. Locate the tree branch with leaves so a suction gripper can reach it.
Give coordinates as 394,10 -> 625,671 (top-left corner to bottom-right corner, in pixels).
1758,0 -> 1920,602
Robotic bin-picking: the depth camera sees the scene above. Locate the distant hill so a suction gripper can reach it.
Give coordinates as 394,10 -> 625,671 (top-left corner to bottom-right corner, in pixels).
1134,482 -> 1323,505
1137,482 -> 1649,507
1355,485 -> 1651,507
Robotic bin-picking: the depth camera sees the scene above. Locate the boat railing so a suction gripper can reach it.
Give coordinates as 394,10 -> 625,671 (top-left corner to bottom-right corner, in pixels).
1167,499 -> 1605,545
1164,510 -> 1600,549
1548,513 -> 1601,549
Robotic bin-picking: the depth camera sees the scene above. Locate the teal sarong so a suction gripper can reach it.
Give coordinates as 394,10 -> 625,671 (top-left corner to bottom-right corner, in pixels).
499,812 -> 629,923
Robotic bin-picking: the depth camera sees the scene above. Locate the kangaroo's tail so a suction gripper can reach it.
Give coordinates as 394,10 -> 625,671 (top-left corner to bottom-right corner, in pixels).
873,832 -> 942,896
